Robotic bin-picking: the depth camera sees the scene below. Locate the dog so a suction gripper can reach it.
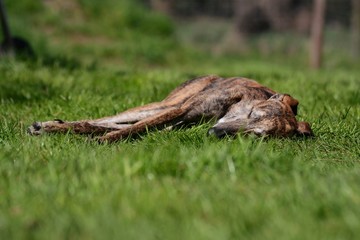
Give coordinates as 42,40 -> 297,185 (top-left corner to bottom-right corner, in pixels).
28,75 -> 313,143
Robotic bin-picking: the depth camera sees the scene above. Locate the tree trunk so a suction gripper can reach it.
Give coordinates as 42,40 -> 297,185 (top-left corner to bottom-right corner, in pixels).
309,0 -> 326,69
352,0 -> 360,58
0,0 -> 14,54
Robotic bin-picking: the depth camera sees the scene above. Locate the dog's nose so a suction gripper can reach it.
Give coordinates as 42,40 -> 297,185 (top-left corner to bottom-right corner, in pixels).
296,121 -> 314,137
208,127 -> 227,138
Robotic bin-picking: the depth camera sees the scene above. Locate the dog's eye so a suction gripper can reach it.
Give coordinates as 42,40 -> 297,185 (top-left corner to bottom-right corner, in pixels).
269,94 -> 281,100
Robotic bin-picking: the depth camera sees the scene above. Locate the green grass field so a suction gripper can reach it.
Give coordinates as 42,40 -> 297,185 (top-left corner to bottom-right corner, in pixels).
1,1 -> 360,239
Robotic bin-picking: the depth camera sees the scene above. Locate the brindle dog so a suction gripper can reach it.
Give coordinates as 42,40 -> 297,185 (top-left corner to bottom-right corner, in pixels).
28,75 -> 313,143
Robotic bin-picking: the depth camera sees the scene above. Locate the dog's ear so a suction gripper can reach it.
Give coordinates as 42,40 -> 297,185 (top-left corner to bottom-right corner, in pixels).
282,94 -> 299,115
296,121 -> 314,137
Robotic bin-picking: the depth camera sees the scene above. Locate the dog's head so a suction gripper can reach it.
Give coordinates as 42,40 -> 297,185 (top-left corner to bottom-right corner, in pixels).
208,94 -> 313,138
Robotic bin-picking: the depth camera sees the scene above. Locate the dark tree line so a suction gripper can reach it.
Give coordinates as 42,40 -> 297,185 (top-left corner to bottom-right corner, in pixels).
146,0 -> 351,32
145,0 -> 359,68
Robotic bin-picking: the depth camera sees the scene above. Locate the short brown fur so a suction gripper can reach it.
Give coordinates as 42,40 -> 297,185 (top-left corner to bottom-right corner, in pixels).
28,75 -> 313,143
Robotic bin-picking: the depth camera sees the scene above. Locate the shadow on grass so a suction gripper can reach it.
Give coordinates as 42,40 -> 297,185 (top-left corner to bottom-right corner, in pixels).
0,54 -> 89,103
0,78 -> 60,103
39,54 -> 86,71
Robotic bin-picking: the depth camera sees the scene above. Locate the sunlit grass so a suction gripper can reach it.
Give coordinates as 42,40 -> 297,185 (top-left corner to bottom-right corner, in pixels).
1,59 -> 359,239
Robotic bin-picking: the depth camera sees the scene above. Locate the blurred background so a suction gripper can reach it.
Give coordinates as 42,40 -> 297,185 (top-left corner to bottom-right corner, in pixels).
0,0 -> 359,69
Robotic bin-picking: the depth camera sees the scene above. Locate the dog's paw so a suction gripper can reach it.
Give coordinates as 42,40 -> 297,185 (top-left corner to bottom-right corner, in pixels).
27,122 -> 43,135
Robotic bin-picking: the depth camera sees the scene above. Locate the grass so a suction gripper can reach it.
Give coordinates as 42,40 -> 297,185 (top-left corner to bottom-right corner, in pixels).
1,0 -> 360,239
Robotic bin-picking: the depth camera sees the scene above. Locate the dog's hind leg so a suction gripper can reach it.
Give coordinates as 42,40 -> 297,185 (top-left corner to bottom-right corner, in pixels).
97,107 -> 187,143
93,75 -> 220,125
92,102 -> 170,125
